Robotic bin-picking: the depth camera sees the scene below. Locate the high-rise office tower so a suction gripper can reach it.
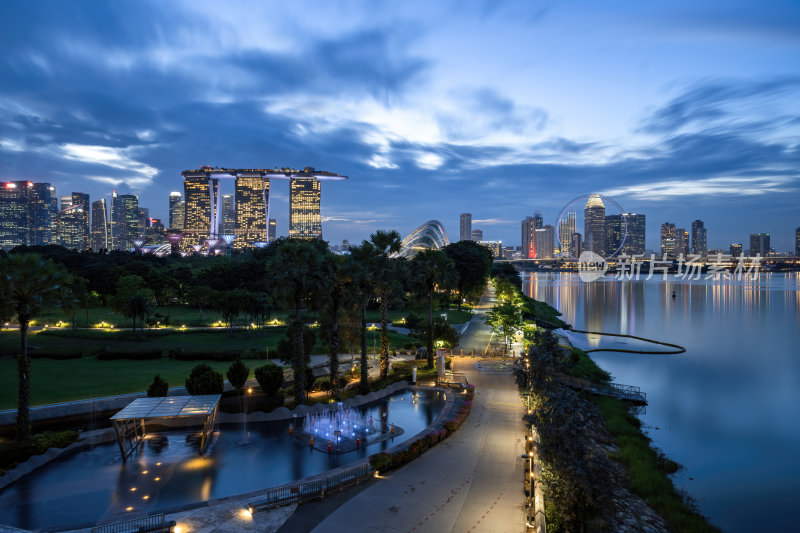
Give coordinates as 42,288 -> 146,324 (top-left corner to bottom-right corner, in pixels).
571,233 -> 582,258
749,233 -> 770,257
234,176 -> 269,247
534,226 -> 555,259
28,182 -> 57,246
459,213 -> 472,242
146,218 -> 166,244
289,178 -> 321,239
91,199 -> 109,251
584,194 -> 606,255
183,174 -> 220,249
110,191 -> 140,250
730,243 -> 742,257
220,194 -> 235,236
0,181 -> 29,247
558,211 -> 576,256
57,192 -> 89,250
796,228 -> 800,257
691,220 -> 707,256
471,229 -> 483,241
605,214 -> 624,257
604,214 -> 645,256
478,240 -> 502,258
168,192 -> 185,230
682,229 -> 690,256
268,218 -> 277,242
661,222 -> 678,258
521,214 -> 542,259
138,208 -> 150,237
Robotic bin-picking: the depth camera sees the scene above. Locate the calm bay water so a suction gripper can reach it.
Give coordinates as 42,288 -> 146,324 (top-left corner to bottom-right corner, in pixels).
523,272 -> 800,533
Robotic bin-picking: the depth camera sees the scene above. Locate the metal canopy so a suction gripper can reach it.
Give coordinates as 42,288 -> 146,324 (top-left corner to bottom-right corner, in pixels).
111,395 -> 221,421
110,395 -> 221,461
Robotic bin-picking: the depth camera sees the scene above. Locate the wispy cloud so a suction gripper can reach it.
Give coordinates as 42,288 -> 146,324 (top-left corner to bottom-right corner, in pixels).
59,144 -> 158,185
602,176 -> 798,201
473,218 -> 515,225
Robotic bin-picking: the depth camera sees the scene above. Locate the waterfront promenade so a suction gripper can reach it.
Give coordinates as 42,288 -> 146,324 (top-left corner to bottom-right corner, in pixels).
290,287 -> 527,533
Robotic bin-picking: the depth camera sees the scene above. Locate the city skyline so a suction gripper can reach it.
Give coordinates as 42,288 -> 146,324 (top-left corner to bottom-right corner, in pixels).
1,1 -> 799,250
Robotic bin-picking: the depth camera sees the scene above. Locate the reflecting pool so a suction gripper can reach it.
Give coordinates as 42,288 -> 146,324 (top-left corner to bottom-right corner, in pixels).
0,388 -> 445,531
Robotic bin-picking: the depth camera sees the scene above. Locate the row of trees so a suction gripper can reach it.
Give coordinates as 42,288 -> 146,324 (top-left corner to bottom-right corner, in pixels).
0,234 -> 492,440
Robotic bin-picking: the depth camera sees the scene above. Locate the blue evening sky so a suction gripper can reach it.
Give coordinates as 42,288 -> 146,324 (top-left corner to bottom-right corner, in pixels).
1,0 -> 799,250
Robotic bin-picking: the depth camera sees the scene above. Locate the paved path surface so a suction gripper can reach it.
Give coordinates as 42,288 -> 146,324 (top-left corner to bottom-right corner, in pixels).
302,287 -> 527,533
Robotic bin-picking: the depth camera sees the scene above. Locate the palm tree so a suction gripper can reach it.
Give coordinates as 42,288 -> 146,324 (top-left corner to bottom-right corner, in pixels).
0,254 -> 65,440
269,241 -> 321,404
412,249 -> 456,368
348,242 -> 376,393
318,253 -> 356,399
369,230 -> 403,380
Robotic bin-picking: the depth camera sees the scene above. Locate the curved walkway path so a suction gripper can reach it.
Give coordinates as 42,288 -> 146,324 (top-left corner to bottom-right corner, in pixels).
297,286 -> 527,533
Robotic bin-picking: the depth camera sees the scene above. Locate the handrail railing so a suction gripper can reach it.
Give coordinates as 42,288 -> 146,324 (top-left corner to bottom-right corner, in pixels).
91,513 -> 174,533
249,463 -> 371,512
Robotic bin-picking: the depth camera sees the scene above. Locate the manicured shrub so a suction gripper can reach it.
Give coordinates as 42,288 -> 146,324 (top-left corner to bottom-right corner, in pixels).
0,431 -> 80,473
255,363 -> 284,396
226,358 -> 250,393
147,374 -> 169,397
185,364 -> 224,395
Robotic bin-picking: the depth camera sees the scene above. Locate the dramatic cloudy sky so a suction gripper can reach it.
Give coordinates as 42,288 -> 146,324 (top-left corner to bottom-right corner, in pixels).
2,0 -> 799,250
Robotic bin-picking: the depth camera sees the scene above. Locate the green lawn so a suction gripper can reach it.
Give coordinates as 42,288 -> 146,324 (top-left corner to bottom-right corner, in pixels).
0,357 -> 249,409
0,326 -> 415,408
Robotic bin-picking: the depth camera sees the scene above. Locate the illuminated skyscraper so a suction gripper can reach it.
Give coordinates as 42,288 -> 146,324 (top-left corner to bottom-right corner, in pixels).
168,192 -> 185,230
28,182 -> 57,246
691,220 -> 707,256
220,194 -> 235,236
183,173 -> 220,249
0,181 -> 29,247
534,226 -> 554,259
558,211 -> 576,256
110,192 -> 140,250
138,208 -> 150,238
57,192 -> 89,250
730,243 -> 742,258
521,213 -> 542,259
471,229 -> 483,241
478,240 -> 502,258
679,229 -> 689,256
234,176 -> 269,248
91,199 -> 108,251
661,222 -> 678,258
289,178 -> 321,239
796,228 -> 800,257
584,194 -> 606,255
571,233 -> 582,258
749,233 -> 770,257
606,213 -> 645,256
460,213 -> 472,241
268,218 -> 277,242
146,218 -> 166,244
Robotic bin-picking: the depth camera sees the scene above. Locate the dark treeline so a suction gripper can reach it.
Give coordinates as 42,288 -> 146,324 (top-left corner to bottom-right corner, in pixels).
0,234 -> 492,440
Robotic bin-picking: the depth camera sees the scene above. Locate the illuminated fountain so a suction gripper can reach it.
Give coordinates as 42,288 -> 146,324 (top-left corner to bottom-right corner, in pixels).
296,403 -> 403,453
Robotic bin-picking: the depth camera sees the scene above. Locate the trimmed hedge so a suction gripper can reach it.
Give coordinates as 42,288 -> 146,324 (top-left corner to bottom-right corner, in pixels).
369,384 -> 475,473
0,431 -> 80,474
29,352 -> 84,360
96,350 -> 162,360
169,350 -> 239,361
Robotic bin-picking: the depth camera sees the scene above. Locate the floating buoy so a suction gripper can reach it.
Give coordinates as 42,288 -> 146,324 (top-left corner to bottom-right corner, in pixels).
356,437 -> 361,447
288,425 -> 293,435
390,424 -> 395,434
327,441 -> 332,453
309,436 -> 314,447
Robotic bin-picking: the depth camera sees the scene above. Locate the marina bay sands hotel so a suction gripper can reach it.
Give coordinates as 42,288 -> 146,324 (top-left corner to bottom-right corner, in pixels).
179,166 -> 347,250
